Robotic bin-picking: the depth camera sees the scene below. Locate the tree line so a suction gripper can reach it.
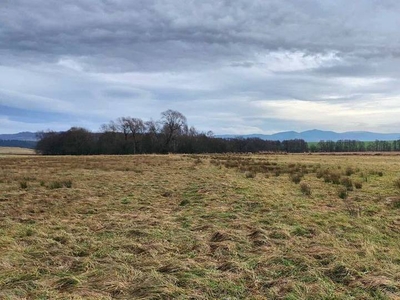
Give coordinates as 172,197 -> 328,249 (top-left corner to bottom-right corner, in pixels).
35,109 -> 309,155
311,139 -> 400,152
35,109 -> 400,155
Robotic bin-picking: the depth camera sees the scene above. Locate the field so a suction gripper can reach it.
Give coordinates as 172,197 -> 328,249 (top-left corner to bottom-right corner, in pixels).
0,154 -> 400,299
0,147 -> 36,155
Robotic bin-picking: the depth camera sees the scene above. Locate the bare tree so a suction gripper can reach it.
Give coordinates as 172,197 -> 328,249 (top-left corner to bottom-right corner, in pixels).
145,119 -> 159,135
143,119 -> 161,153
100,120 -> 118,133
160,109 -> 187,150
125,117 -> 145,154
116,117 -> 130,141
206,130 -> 214,138
189,126 -> 198,137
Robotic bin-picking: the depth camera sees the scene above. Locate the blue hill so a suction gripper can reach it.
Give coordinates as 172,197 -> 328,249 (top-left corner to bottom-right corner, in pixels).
218,130 -> 400,142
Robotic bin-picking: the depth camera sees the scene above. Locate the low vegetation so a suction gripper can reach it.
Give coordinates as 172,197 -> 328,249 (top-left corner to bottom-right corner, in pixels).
0,153 -> 399,299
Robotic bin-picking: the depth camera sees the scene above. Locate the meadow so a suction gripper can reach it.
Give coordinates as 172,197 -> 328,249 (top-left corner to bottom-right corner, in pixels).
0,153 -> 399,299
0,147 -> 35,155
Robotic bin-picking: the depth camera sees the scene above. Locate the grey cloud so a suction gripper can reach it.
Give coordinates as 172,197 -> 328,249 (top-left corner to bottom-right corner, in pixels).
2,0 -> 400,134
101,86 -> 152,99
2,0 -> 400,72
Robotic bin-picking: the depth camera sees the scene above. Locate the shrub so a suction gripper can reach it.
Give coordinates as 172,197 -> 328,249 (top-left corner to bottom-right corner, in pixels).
323,171 -> 341,184
20,181 -> 28,189
300,182 -> 311,195
378,171 -> 383,177
290,173 -> 302,184
340,177 -> 353,191
354,181 -> 362,189
330,172 -> 341,184
345,167 -> 355,176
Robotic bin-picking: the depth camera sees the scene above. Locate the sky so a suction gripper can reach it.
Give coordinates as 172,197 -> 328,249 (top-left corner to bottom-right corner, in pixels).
1,0 -> 400,134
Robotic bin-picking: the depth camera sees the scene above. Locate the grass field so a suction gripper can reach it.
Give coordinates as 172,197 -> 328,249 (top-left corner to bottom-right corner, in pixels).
0,154 -> 399,299
0,147 -> 36,155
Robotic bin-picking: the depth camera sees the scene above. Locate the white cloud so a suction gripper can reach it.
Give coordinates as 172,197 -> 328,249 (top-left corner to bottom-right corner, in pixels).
252,97 -> 400,132
57,58 -> 84,72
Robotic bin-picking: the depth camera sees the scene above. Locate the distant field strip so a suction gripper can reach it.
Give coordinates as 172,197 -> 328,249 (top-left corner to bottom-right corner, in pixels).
0,146 -> 36,155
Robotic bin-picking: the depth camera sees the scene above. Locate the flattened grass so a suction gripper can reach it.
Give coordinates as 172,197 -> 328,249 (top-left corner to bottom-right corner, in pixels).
0,154 -> 399,299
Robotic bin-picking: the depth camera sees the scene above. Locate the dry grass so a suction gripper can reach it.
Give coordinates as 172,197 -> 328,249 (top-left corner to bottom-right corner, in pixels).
0,153 -> 400,299
0,147 -> 36,155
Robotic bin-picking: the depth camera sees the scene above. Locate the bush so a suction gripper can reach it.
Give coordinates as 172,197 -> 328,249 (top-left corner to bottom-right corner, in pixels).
323,171 -> 341,184
290,173 -> 302,184
330,172 -> 341,184
20,181 -> 28,189
300,182 -> 311,195
345,167 -> 355,176
340,177 -> 353,191
354,181 -> 362,189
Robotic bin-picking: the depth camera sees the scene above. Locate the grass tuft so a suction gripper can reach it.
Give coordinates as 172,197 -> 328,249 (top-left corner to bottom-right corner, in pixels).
394,178 -> 400,189
300,182 -> 311,195
19,181 -> 28,189
55,276 -> 80,291
338,186 -> 348,199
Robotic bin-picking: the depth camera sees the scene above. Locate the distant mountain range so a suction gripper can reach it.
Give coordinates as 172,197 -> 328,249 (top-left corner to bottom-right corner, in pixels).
0,131 -> 38,141
218,129 -> 400,142
0,132 -> 38,149
1,130 -> 400,144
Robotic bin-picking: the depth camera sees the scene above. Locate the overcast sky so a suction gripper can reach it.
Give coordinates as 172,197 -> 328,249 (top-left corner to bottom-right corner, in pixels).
1,0 -> 400,134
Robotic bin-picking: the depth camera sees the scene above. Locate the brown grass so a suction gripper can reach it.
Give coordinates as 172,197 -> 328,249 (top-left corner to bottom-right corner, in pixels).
0,147 -> 36,155
0,153 -> 399,299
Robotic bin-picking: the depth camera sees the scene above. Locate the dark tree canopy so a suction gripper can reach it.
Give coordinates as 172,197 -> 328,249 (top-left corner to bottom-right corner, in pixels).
35,110 -> 400,155
35,109 -> 310,155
